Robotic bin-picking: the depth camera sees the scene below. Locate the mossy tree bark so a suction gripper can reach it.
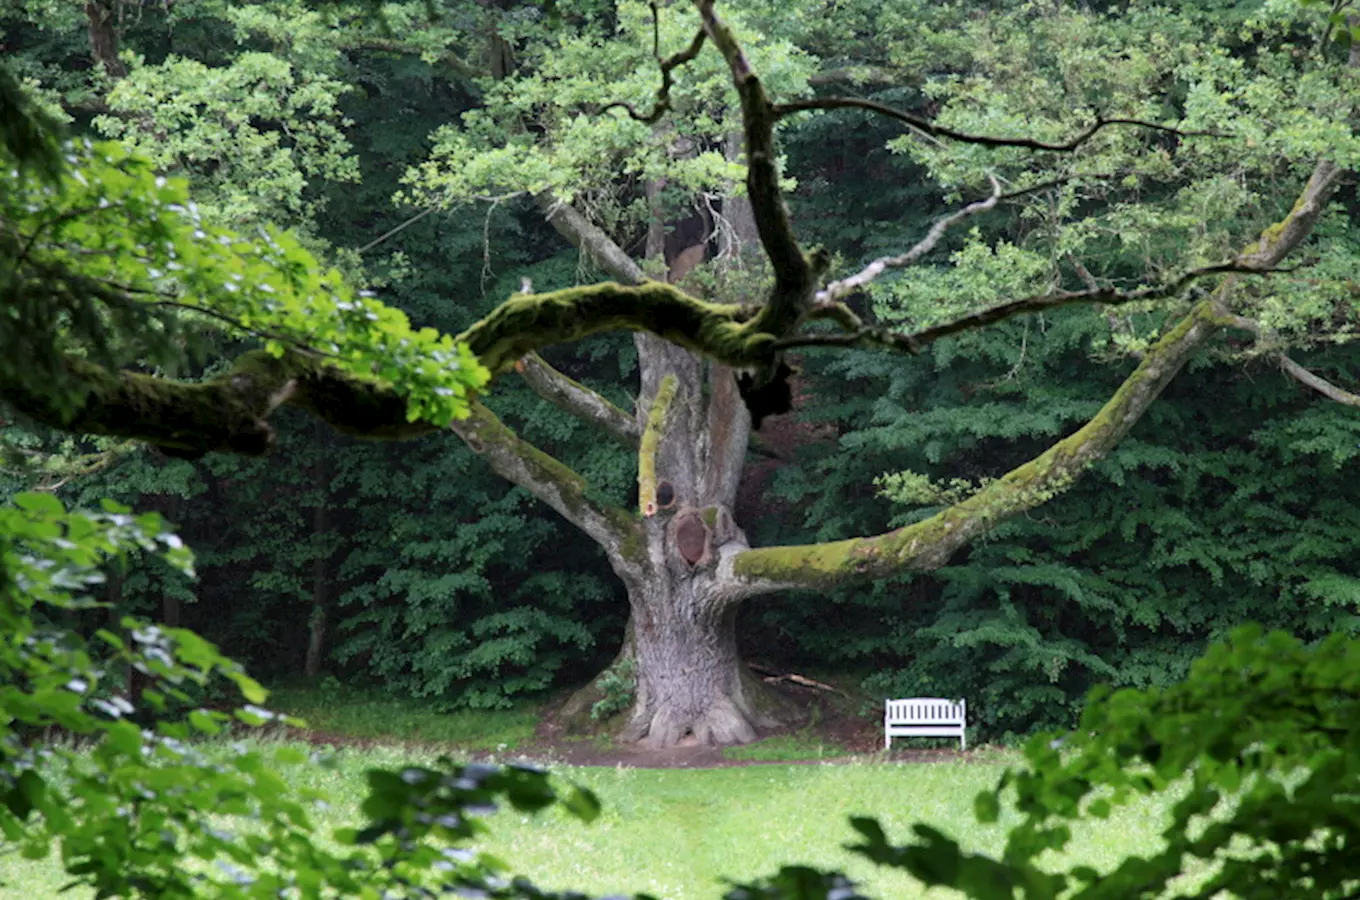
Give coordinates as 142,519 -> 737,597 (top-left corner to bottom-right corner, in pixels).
464,176 -> 791,746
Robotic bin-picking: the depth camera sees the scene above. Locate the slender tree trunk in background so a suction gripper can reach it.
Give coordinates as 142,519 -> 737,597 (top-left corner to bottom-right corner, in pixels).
161,593 -> 181,628
83,1 -> 127,79
161,496 -> 182,628
304,465 -> 330,678
106,566 -> 144,705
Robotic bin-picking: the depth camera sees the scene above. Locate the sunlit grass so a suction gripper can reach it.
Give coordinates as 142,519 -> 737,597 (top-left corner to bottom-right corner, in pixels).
0,743 -> 1177,900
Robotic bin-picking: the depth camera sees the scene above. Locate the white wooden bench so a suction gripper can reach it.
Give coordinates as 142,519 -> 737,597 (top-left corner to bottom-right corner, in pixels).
884,698 -> 967,751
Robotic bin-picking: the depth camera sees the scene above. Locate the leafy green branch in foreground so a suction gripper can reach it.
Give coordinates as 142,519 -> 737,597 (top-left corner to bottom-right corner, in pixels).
1,140 -> 487,441
0,490 -> 605,899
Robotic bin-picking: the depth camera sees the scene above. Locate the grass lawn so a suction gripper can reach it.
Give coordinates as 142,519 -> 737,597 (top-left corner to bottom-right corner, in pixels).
0,743 -> 1174,899
264,684 -> 542,749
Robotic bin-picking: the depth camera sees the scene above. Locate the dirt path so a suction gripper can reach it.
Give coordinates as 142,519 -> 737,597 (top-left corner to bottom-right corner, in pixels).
285,692 -> 987,769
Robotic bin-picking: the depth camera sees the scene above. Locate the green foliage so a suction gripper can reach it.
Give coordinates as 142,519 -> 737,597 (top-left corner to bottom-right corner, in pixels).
2,0 -> 631,707
0,492 -> 606,897
824,626 -> 1360,900
0,135 -> 488,427
0,62 -> 62,181
402,0 -> 815,222
95,51 -> 359,228
590,656 -> 637,721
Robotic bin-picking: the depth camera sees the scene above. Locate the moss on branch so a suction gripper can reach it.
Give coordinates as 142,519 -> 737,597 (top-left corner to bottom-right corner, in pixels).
458,281 -> 768,375
451,399 -> 641,557
4,349 -> 435,457
734,300 -> 1223,588
637,374 -> 677,516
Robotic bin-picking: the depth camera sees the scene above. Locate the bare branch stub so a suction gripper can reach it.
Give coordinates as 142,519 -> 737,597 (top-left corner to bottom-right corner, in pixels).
1220,313 -> 1360,409
1278,354 -> 1360,408
817,174 -> 1003,303
772,97 -> 1229,152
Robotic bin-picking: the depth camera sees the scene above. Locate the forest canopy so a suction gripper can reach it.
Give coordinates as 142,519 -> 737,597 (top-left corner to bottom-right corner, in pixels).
3,0 -> 1360,744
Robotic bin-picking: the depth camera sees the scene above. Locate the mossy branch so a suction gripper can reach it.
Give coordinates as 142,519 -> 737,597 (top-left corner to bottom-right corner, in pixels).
2,349 -> 435,458
449,399 -> 641,556
637,374 -> 678,516
536,195 -> 645,285
733,298 -> 1224,589
731,156 -> 1349,595
455,280 -> 767,375
516,352 -> 640,447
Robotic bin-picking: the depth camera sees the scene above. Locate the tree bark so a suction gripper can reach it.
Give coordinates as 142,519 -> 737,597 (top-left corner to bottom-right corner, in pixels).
84,1 -> 127,79
483,188 -> 782,746
620,573 -> 779,746
305,480 -> 329,678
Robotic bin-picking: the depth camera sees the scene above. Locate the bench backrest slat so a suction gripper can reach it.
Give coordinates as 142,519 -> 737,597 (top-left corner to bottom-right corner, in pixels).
884,697 -> 967,751
886,698 -> 965,723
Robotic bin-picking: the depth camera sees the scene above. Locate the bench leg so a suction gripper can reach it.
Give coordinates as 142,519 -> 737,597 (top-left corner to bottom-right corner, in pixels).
960,732 -> 966,752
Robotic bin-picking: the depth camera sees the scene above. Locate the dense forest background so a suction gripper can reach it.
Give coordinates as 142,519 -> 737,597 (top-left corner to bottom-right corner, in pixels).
5,0 -> 1360,739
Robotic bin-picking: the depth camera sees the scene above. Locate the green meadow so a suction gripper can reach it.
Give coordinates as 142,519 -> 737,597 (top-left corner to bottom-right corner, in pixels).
0,741 -> 1175,900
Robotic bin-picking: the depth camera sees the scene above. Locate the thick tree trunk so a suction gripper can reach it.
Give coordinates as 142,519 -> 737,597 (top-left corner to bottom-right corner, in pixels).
619,561 -> 782,747
526,175 -> 789,747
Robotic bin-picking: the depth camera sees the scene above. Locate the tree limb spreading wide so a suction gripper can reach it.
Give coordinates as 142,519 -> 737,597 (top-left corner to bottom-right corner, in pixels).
772,97 -> 1226,152
1,349 -> 437,458
733,297 -> 1228,590
454,280 -> 762,376
781,261 -> 1279,354
449,399 -> 640,552
732,156 -> 1348,592
515,353 -> 640,447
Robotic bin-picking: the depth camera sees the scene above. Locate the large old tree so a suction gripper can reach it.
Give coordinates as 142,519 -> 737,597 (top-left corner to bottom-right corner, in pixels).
5,1 -> 1360,745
